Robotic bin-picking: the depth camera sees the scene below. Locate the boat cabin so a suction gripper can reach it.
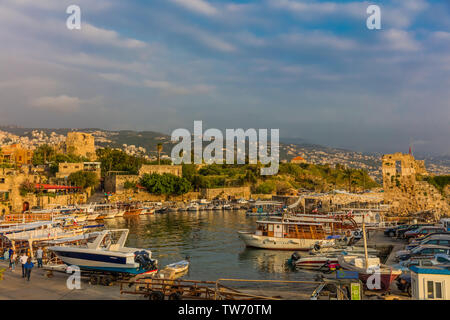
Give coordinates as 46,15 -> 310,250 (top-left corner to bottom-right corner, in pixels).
255,220 -> 327,240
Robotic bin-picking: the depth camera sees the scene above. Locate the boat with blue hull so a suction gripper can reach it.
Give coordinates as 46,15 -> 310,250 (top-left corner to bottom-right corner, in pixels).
49,229 -> 158,275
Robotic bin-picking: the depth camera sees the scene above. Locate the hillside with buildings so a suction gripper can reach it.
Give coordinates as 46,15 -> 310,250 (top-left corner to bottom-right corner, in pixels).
1,126 -> 449,182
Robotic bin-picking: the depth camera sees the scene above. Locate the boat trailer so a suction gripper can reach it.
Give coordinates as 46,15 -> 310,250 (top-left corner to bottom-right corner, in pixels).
118,278 -> 360,300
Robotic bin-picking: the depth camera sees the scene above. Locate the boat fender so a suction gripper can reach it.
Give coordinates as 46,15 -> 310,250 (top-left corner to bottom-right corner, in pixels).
313,244 -> 321,251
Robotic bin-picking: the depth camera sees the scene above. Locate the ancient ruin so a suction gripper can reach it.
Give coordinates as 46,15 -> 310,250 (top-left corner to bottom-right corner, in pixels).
382,152 -> 449,217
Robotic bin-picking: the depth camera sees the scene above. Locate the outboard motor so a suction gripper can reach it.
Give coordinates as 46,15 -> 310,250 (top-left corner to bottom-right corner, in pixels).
288,252 -> 301,266
134,250 -> 157,271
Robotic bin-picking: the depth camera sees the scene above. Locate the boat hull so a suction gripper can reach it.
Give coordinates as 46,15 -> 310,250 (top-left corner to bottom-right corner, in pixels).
293,257 -> 339,270
50,248 -> 156,275
238,232 -> 334,250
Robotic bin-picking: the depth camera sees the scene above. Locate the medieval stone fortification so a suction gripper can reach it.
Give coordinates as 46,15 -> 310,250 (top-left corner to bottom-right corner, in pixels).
64,132 -> 96,161
382,152 -> 449,217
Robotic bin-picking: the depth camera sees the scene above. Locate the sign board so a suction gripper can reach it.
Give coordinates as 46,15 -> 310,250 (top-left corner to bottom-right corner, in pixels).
351,282 -> 361,300
336,270 -> 359,279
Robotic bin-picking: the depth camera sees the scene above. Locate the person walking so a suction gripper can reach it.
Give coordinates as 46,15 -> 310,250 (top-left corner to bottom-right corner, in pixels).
36,247 -> 43,268
24,258 -> 34,281
10,251 -> 17,272
20,252 -> 29,278
8,247 -> 14,270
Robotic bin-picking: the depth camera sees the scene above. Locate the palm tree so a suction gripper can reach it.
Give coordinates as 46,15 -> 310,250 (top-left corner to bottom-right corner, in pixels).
157,143 -> 163,165
342,168 -> 353,193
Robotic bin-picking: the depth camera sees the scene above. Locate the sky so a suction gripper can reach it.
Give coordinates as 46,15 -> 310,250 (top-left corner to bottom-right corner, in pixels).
0,0 -> 449,156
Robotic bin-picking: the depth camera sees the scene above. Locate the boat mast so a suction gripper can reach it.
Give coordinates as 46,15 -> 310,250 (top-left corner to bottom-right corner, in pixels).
362,215 -> 369,268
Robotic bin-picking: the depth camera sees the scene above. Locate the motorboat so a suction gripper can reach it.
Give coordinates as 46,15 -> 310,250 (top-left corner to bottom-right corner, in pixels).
140,206 -> 155,215
289,251 -> 376,271
186,203 -> 199,212
48,229 -> 158,275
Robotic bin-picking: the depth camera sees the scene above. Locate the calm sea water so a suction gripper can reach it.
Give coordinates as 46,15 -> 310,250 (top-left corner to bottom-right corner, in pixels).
104,210 -> 318,290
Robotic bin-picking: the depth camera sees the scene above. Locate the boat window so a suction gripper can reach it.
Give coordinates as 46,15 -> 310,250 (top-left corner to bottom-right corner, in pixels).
268,224 -> 273,232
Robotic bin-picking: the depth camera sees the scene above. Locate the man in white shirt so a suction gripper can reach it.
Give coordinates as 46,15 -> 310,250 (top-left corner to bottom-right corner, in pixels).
36,248 -> 43,268
19,253 -> 28,278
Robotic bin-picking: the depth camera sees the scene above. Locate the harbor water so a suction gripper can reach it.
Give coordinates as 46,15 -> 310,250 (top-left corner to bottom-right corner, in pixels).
104,210 -> 318,291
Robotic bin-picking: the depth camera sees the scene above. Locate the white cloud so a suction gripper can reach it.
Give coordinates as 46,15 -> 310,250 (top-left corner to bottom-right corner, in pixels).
382,29 -> 421,51
170,0 -> 217,16
30,95 -> 82,112
144,80 -> 214,95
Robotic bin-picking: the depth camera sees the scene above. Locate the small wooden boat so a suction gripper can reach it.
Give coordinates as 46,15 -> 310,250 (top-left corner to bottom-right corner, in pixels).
165,260 -> 189,274
338,255 -> 402,291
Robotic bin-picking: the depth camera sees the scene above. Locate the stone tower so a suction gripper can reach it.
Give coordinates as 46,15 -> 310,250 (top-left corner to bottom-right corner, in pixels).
65,132 -> 96,161
382,152 -> 448,217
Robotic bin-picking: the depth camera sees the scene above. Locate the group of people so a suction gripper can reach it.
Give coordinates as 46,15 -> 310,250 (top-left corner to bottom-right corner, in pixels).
5,246 -> 44,281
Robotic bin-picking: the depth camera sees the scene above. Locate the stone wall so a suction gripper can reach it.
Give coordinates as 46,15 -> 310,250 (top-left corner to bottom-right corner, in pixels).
0,169 -> 88,215
110,191 -> 200,203
139,165 -> 182,177
199,186 -> 251,200
104,174 -> 138,194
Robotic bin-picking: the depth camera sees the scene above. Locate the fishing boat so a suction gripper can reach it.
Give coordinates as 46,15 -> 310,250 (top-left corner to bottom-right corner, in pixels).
165,260 -> 190,274
48,229 -> 158,275
238,220 -> 336,250
337,255 -> 402,291
123,204 -> 143,216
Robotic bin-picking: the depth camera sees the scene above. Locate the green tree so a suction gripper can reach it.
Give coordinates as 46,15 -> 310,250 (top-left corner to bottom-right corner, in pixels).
139,173 -> 191,195
68,171 -> 99,190
157,143 -> 163,165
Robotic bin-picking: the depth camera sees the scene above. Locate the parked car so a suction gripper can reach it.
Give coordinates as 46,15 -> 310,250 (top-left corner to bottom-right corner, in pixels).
384,224 -> 408,237
404,226 -> 447,240
396,224 -> 434,239
406,234 -> 450,251
396,244 -> 450,261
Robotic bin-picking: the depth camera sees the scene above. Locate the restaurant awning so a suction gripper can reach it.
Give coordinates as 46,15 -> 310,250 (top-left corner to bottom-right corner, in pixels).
35,184 -> 82,190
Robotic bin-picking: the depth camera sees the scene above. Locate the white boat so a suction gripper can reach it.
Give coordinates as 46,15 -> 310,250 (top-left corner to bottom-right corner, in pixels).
289,251 -> 375,270
223,204 -> 232,210
238,219 -> 335,250
115,209 -> 126,217
86,213 -> 100,221
186,203 -> 199,212
165,260 -> 189,274
140,207 -> 155,215
48,229 -> 158,275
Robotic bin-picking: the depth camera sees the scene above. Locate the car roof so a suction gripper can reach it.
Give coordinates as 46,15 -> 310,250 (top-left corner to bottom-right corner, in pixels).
416,244 -> 450,249
423,234 -> 450,240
